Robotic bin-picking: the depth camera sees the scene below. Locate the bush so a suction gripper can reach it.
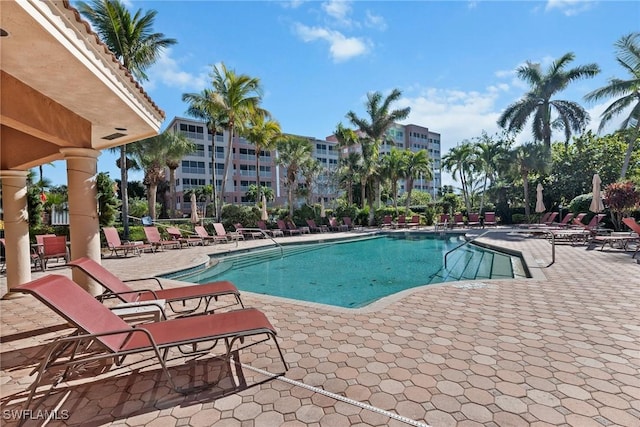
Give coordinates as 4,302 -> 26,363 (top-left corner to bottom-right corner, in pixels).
568,194 -> 593,214
220,204 -> 260,229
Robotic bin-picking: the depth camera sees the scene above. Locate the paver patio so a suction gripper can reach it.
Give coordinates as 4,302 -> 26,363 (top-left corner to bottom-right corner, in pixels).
1,229 -> 638,426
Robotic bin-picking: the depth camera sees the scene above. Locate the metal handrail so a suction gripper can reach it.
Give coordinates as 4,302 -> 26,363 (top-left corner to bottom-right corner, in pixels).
444,230 -> 492,269
234,227 -> 284,258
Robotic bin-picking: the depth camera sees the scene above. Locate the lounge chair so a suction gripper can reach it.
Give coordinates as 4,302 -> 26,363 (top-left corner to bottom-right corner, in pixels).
543,212 -> 559,226
343,217 -> 357,230
329,217 -> 348,231
40,235 -> 69,270
407,215 -> 420,228
453,213 -> 465,228
436,214 -> 450,230
67,257 -> 243,314
194,225 -> 228,244
213,223 -> 244,241
103,227 -> 152,257
166,226 -> 204,247
483,212 -> 497,227
287,220 -> 310,234
380,215 -> 393,229
257,220 -> 284,237
555,213 -> 575,228
15,274 -> 287,412
396,215 -> 407,228
467,213 -> 481,228
276,219 -> 301,236
234,223 -> 263,239
144,226 -> 181,250
621,218 -> 640,258
572,213 -> 606,231
306,219 -> 327,233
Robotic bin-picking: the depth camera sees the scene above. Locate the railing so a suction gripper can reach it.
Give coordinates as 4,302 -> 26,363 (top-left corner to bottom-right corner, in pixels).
235,227 -> 283,258
444,230 -> 492,269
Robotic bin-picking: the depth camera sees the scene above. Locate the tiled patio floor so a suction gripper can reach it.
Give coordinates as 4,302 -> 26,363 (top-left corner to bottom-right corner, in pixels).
1,229 -> 639,426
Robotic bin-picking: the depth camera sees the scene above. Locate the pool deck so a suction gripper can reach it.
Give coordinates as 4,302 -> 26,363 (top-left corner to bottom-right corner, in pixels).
1,227 -> 639,426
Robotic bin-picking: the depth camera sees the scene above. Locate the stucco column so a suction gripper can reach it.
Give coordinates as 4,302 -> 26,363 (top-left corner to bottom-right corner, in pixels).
0,170 -> 31,297
61,148 -> 101,296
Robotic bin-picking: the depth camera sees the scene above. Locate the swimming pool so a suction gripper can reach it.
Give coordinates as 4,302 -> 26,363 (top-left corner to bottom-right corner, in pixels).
179,234 -> 526,308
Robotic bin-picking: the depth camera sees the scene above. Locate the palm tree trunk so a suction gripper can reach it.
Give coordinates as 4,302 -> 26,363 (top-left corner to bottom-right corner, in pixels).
392,182 -> 398,215
523,171 -> 531,219
149,183 -> 158,220
256,150 -> 261,204
169,167 -> 176,218
120,147 -> 130,239
619,127 -> 638,179
218,125 -> 235,220
360,176 -> 367,209
405,178 -> 414,213
210,127 -> 217,219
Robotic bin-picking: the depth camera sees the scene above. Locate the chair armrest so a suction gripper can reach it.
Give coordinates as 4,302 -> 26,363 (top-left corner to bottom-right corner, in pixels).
123,277 -> 165,290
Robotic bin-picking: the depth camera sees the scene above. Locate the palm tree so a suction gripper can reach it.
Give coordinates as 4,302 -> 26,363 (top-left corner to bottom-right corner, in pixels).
338,152 -> 362,207
473,133 -> 511,215
206,63 -> 263,219
276,136 -> 313,217
346,89 -> 411,217
182,88 -> 230,216
241,111 -> 282,204
163,131 -> 195,218
585,32 -> 640,179
403,150 -> 433,213
442,141 -> 475,213
333,123 -> 361,206
78,0 -> 176,237
300,158 -> 322,206
380,148 -> 406,214
510,143 -> 551,219
498,52 -> 600,149
128,135 -> 169,220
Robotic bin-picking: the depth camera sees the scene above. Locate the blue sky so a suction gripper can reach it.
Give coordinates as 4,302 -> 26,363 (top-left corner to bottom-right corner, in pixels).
43,0 -> 639,188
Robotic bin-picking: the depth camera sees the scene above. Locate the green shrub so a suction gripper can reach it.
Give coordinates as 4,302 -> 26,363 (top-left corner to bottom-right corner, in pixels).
568,194 -> 593,214
220,204 -> 260,229
511,213 -> 527,224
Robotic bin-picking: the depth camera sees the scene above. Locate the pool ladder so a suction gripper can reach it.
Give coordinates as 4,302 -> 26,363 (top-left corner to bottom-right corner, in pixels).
443,230 -> 492,269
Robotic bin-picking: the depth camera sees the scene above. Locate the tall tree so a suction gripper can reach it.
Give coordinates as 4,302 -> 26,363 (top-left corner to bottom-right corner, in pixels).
510,143 -> 551,219
442,141 -> 475,213
163,131 -> 195,218
276,136 -> 313,217
333,123 -> 361,206
182,88 -> 230,216
473,132 -> 511,215
346,89 -> 411,220
206,63 -> 263,220
241,111 -> 281,205
585,32 -> 640,179
403,149 -> 433,213
78,0 -> 176,237
380,148 -> 406,214
300,157 -> 322,206
497,52 -> 600,149
128,134 -> 170,220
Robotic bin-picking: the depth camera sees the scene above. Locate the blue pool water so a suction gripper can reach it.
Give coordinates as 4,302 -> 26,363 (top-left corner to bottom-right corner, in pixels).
179,234 -> 520,308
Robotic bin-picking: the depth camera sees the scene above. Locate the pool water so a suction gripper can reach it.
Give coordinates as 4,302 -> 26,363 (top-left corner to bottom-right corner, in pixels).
180,234 -> 522,308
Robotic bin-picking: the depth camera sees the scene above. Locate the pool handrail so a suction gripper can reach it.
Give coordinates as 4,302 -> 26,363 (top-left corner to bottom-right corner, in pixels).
444,230 -> 493,269
235,227 -> 284,258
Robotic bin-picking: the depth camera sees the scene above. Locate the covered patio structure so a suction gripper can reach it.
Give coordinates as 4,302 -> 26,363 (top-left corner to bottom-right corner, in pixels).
0,0 -> 164,296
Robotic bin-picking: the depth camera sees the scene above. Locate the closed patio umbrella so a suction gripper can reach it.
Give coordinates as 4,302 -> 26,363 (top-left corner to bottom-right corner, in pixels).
190,193 -> 199,224
320,198 -> 326,219
261,194 -> 269,221
535,183 -> 545,213
590,173 -> 604,213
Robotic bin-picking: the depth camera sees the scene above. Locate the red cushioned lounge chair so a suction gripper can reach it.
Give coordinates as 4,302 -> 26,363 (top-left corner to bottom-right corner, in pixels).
67,257 -> 243,315
16,274 -> 287,413
103,226 -> 152,257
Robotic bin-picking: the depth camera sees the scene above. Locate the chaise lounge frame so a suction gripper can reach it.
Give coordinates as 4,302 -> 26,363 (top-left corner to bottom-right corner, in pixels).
67,257 -> 243,315
15,274 -> 288,415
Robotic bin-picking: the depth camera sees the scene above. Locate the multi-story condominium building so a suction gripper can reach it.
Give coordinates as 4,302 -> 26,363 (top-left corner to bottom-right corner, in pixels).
329,123 -> 442,199
166,117 -> 440,215
165,117 -> 341,214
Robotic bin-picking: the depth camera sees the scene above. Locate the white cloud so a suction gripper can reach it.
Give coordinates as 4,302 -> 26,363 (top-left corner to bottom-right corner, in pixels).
293,23 -> 369,62
364,10 -> 387,31
545,0 -> 594,16
322,0 -> 353,24
146,48 -> 209,91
